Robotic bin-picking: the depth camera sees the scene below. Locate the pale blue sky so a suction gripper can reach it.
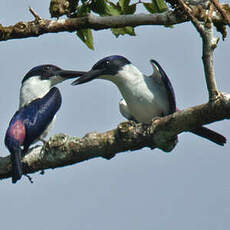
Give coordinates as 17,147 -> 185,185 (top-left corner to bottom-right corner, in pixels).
0,1 -> 230,229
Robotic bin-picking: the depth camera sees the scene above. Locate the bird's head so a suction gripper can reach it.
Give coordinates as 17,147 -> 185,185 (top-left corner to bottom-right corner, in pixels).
22,64 -> 86,86
71,55 -> 132,85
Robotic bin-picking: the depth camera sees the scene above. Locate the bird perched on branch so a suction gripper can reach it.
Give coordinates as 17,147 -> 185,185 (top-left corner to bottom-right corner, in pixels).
71,55 -> 226,146
5,65 -> 84,183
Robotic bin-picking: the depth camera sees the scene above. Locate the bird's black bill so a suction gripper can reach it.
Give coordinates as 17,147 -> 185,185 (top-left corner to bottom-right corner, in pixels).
71,69 -> 105,85
57,70 -> 87,79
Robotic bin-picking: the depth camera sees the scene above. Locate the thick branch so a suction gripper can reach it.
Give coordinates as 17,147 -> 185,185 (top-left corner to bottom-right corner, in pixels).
0,12 -> 184,41
0,7 -> 228,42
0,95 -> 230,181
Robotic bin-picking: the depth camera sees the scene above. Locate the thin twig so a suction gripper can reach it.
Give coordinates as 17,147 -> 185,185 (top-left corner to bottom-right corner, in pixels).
211,0 -> 230,26
177,0 -> 205,35
29,6 -> 42,21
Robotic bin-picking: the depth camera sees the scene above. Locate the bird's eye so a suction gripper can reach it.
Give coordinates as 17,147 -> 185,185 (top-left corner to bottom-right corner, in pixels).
105,60 -> 110,65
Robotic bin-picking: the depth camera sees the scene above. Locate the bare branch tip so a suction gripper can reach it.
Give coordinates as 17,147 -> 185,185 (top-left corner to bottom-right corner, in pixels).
29,6 -> 42,21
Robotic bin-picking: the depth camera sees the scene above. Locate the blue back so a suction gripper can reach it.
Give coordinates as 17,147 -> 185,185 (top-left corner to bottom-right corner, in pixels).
5,87 -> 62,151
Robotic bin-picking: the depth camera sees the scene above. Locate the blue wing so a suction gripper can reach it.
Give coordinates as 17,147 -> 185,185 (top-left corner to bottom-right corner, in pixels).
22,87 -> 62,149
149,60 -> 227,146
5,87 -> 61,183
5,87 -> 62,151
150,60 -> 176,114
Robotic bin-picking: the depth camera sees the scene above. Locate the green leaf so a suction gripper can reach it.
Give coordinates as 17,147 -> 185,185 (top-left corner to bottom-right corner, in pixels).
91,0 -> 108,16
106,1 -> 121,16
91,0 -> 121,16
152,0 -> 168,13
117,0 -> 136,14
143,0 -> 168,14
111,26 -> 135,37
118,0 -> 130,10
76,29 -> 94,50
76,3 -> 90,16
125,4 -> 136,14
143,2 -> 158,13
124,26 -> 135,35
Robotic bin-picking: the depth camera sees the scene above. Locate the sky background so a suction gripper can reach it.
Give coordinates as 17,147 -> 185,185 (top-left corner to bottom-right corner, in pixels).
0,1 -> 230,229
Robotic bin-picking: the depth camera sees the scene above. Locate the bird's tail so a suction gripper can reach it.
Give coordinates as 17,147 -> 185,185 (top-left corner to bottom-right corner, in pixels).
10,147 -> 23,184
191,127 -> 226,146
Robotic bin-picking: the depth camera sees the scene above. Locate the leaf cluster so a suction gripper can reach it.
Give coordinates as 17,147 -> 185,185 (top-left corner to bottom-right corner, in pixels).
49,0 -> 230,48
49,0 -> 169,49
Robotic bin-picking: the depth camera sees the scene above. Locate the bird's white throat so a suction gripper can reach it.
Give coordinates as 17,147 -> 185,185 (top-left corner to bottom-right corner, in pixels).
19,76 -> 52,108
114,64 -> 144,85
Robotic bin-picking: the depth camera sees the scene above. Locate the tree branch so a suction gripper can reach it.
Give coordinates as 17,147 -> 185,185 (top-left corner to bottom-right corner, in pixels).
177,0 -> 220,101
0,6 -> 228,42
211,0 -> 230,26
1,95 -> 230,181
29,7 -> 42,22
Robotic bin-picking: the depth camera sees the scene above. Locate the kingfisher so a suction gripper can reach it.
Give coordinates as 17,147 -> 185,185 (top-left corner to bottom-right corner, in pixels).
71,55 -> 226,146
5,64 -> 85,183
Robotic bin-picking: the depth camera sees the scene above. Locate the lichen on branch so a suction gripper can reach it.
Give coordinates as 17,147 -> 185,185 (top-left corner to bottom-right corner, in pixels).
0,95 -> 230,181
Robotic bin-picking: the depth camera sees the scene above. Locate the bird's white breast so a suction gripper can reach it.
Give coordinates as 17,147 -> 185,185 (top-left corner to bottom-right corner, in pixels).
114,64 -> 170,124
19,76 -> 51,108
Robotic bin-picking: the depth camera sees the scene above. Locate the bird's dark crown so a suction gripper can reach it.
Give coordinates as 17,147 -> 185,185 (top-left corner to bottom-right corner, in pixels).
92,55 -> 131,75
22,64 -> 62,84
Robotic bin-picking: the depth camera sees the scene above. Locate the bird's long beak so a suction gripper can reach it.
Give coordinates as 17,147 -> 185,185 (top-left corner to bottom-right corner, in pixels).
56,70 -> 87,79
71,69 -> 105,85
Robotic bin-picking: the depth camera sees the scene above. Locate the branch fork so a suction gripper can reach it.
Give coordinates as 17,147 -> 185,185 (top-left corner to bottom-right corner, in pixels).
29,7 -> 42,22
